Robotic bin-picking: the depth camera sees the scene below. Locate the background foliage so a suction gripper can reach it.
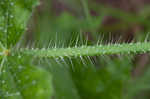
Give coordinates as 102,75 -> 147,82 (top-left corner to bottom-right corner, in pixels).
1,0 -> 150,99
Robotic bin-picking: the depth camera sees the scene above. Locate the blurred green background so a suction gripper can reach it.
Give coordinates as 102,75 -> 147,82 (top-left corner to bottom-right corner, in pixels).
24,0 -> 150,99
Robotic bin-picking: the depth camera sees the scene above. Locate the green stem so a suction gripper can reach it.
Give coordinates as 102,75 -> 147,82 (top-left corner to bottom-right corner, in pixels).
17,42 -> 150,58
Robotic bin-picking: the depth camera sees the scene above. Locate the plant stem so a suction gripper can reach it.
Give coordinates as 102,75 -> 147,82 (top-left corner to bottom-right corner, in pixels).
17,42 -> 150,58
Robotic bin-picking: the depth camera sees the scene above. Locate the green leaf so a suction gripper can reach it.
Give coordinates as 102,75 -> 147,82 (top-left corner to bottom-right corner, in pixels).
0,55 -> 53,99
0,64 -> 22,99
0,0 -> 39,47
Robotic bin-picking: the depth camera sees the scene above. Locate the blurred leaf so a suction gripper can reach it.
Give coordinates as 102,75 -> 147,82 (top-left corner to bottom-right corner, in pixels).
127,63 -> 150,99
69,56 -> 132,99
48,59 -> 81,99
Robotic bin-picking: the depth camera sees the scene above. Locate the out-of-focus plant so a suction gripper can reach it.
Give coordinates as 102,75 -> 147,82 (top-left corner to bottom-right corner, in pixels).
0,0 -> 150,99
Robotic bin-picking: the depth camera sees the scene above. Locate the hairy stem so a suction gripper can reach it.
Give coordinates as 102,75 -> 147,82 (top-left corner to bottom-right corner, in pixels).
17,42 -> 150,58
